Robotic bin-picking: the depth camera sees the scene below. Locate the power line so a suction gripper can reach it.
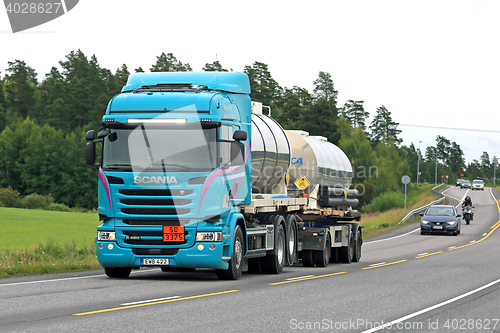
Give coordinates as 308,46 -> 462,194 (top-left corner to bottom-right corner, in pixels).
399,124 -> 500,134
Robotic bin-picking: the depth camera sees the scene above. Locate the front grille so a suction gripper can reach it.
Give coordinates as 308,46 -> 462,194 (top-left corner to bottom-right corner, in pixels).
121,208 -> 190,215
119,189 -> 193,196
116,185 -> 196,247
123,219 -> 188,226
120,198 -> 191,206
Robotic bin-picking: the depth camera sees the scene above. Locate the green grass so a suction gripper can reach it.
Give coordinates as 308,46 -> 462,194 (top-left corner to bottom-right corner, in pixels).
0,207 -> 98,252
0,207 -> 101,278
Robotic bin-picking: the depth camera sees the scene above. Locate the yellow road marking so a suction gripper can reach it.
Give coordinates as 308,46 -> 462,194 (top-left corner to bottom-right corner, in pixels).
450,197 -> 500,251
270,272 -> 346,285
362,260 -> 407,270
415,251 -> 443,259
449,222 -> 500,251
74,290 -> 239,316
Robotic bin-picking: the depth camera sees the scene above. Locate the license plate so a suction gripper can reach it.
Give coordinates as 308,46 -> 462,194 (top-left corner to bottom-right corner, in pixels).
141,258 -> 169,265
433,226 -> 443,229
163,226 -> 185,242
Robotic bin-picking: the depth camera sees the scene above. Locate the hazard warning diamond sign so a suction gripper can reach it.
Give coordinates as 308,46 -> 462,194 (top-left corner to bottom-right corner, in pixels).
294,176 -> 310,190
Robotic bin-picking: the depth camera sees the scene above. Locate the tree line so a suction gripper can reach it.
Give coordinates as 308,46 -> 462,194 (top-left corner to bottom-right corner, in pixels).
0,50 -> 495,210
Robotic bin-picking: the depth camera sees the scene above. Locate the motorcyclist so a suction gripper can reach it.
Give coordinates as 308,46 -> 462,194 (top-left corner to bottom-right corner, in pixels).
462,196 -> 473,220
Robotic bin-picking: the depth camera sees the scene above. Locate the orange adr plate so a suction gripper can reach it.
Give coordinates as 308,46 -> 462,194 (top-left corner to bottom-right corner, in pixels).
163,226 -> 185,242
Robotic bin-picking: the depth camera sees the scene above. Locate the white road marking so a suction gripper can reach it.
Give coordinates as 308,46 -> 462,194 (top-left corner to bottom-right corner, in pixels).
286,275 -> 315,281
364,228 -> 420,244
369,262 -> 386,267
121,296 -> 180,306
361,277 -> 500,333
0,268 -> 160,287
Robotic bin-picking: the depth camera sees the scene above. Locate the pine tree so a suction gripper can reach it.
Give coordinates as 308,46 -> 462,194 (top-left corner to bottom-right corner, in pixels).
303,71 -> 340,143
243,61 -> 281,106
150,53 -> 192,72
369,105 -> 401,145
4,60 -> 38,118
202,61 -> 228,72
341,100 -> 369,129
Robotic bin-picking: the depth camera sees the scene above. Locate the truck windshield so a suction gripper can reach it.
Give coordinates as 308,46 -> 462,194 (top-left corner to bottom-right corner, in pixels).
102,126 -> 217,172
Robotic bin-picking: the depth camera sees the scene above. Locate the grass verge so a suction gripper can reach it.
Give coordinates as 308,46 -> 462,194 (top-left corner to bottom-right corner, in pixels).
360,183 -> 446,239
0,207 -> 101,278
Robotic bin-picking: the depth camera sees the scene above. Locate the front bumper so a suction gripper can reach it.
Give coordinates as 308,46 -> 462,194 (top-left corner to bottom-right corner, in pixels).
421,224 -> 457,234
96,240 -> 229,270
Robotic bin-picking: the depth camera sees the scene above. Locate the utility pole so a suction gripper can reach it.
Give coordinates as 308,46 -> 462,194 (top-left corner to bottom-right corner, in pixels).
494,157 -> 497,187
417,140 -> 422,185
435,147 -> 438,185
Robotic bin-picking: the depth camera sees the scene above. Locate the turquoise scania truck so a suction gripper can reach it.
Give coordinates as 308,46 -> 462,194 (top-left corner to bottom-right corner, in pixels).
85,72 -> 362,280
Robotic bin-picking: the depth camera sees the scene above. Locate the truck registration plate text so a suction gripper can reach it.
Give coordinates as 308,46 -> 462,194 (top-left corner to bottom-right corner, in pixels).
141,258 -> 169,265
163,226 -> 185,242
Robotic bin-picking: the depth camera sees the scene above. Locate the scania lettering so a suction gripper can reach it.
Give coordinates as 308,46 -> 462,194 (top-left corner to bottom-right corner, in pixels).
86,72 -> 362,280
133,176 -> 178,184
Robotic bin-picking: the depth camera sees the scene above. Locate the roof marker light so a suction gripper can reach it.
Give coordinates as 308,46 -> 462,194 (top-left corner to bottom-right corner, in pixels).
127,118 -> 187,124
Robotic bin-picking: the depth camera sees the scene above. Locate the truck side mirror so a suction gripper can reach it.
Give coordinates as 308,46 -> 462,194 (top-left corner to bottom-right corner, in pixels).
231,141 -> 245,166
86,130 -> 95,141
233,130 -> 247,141
86,141 -> 97,166
97,129 -> 110,139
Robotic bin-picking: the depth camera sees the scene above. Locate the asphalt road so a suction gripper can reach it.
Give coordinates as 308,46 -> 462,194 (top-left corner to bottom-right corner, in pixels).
1,186 -> 499,332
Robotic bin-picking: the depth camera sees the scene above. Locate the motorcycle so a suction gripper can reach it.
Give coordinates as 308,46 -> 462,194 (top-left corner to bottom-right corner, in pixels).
462,205 -> 474,225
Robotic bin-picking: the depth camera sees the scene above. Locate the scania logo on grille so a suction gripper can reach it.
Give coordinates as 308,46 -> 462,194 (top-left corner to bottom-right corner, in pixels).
133,176 -> 178,184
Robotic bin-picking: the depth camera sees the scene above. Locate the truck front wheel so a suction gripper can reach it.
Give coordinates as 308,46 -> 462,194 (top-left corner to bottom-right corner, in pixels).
216,225 -> 244,280
313,232 -> 331,267
339,226 -> 354,263
262,224 -> 285,274
104,267 -> 131,278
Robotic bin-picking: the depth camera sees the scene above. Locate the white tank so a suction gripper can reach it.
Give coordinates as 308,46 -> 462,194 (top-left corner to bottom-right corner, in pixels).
249,111 -> 353,195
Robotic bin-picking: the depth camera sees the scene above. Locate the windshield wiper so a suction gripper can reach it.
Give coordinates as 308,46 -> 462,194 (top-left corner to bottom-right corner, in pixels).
157,163 -> 192,171
104,164 -> 141,170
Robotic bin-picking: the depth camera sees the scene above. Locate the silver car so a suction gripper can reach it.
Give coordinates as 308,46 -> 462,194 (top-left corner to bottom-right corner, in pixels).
472,179 -> 484,191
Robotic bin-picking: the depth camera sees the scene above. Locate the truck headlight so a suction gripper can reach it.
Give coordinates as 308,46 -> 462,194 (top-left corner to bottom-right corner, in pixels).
196,232 -> 222,242
98,231 -> 116,241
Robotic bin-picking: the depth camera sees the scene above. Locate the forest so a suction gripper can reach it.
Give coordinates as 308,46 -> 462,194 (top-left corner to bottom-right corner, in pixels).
0,50 -> 497,210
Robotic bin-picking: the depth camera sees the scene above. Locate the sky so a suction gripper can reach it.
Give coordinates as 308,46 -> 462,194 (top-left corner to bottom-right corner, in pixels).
1,0 -> 499,169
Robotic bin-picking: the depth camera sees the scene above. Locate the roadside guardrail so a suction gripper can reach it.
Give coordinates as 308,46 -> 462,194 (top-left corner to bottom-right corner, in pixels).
398,184 -> 446,225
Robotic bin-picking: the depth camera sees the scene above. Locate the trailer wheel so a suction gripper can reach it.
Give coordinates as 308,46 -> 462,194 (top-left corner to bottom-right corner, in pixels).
313,232 -> 331,267
339,227 -> 354,264
285,214 -> 298,266
262,224 -> 285,274
301,250 -> 314,267
216,225 -> 244,280
104,267 -> 131,278
352,224 -> 362,262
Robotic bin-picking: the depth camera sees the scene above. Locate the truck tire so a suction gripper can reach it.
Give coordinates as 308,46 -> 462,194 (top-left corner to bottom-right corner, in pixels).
339,226 -> 354,264
216,225 -> 244,280
301,250 -> 314,267
313,232 -> 331,267
351,223 -> 362,262
262,224 -> 285,274
285,214 -> 298,266
104,267 -> 132,278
